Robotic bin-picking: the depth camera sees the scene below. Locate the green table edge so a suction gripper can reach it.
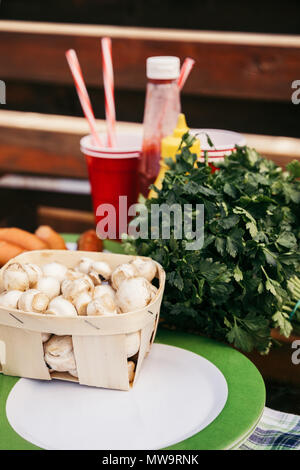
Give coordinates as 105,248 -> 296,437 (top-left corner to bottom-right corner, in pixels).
156,329 -> 265,450
0,234 -> 265,450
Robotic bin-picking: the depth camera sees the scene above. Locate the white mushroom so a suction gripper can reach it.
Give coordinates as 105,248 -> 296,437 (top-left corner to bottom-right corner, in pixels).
41,332 -> 52,343
42,262 -> 67,283
88,270 -> 102,286
126,332 -> 140,358
130,258 -> 157,282
91,261 -> 112,281
76,257 -> 93,274
23,263 -> 43,287
0,290 -> 23,309
87,295 -> 117,316
75,258 -> 112,286
116,277 -> 152,313
76,258 -> 112,281
68,268 -> 101,288
2,263 -> 30,291
61,277 -> 94,303
36,276 -> 60,300
44,335 -> 77,373
18,289 -> 49,313
128,361 -> 135,383
2,262 -> 43,292
94,284 -> 116,300
75,292 -> 93,316
47,296 -> 77,317
111,263 -> 138,290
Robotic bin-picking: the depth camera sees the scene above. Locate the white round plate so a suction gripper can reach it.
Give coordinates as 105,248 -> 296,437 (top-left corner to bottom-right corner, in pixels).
6,344 -> 228,450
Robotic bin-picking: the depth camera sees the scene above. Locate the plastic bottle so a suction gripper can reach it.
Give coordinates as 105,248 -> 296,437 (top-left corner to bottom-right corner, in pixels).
138,56 -> 181,197
148,113 -> 201,199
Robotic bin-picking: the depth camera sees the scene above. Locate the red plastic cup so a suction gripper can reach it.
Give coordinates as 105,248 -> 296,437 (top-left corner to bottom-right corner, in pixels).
80,132 -> 142,239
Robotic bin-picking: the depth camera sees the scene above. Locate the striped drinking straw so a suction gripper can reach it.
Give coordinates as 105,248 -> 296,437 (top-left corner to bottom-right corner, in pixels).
66,49 -> 103,147
177,58 -> 195,90
101,37 -> 117,148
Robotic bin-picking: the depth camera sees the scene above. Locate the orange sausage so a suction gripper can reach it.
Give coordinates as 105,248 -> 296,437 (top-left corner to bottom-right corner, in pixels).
35,225 -> 66,250
77,229 -> 103,252
0,228 -> 48,251
0,241 -> 24,266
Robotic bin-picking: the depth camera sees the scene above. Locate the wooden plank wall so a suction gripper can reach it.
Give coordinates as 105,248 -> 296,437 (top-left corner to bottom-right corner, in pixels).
0,21 -> 300,137
0,21 -> 300,101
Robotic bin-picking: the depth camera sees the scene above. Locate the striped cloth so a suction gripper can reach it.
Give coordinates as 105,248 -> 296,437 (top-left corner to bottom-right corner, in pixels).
239,407 -> 300,450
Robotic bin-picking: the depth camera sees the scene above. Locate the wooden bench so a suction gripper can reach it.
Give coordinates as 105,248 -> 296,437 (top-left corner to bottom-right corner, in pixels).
0,110 -> 299,179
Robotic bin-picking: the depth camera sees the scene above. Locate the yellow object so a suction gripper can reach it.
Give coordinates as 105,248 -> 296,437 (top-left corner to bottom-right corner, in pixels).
148,114 -> 200,199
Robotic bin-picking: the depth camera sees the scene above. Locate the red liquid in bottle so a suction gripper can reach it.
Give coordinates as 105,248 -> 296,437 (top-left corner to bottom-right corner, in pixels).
139,59 -> 181,197
139,141 -> 161,197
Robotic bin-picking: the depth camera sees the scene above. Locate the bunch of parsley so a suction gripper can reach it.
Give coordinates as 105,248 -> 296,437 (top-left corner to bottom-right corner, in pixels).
124,135 -> 300,353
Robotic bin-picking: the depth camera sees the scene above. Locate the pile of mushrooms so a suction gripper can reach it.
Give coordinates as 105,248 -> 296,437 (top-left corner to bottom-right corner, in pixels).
0,256 -> 158,382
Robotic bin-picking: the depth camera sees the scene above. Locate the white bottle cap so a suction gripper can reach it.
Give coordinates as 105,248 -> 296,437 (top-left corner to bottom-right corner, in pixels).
146,56 -> 180,80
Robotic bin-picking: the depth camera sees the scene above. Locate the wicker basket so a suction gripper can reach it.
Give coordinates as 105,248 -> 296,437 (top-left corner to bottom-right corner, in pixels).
0,250 -> 165,391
